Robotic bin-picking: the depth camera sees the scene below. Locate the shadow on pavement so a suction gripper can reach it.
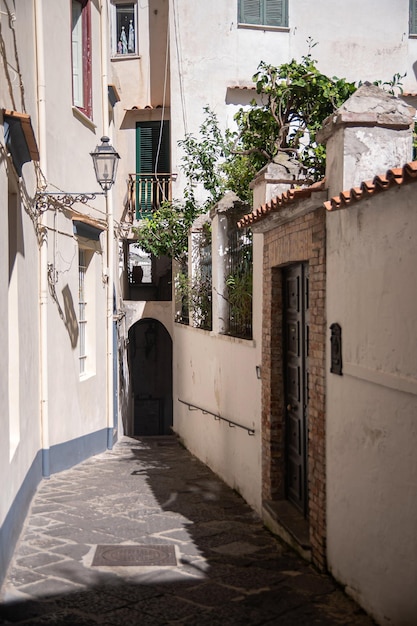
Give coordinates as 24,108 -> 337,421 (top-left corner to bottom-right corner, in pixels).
0,437 -> 375,625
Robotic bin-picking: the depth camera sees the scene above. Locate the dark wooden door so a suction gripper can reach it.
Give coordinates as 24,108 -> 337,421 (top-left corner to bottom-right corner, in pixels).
283,263 -> 309,515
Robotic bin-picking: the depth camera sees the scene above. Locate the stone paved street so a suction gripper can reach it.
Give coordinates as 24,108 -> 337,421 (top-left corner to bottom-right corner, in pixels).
0,437 -> 375,625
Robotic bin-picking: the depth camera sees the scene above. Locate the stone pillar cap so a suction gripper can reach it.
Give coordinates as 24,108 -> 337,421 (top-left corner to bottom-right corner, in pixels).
317,83 -> 416,144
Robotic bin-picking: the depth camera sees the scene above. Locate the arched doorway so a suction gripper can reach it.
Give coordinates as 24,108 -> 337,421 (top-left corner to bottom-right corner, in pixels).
128,318 -> 173,436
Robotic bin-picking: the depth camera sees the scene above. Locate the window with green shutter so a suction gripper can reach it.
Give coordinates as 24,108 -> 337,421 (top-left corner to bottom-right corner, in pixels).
135,121 -> 170,219
410,0 -> 417,35
238,0 -> 288,28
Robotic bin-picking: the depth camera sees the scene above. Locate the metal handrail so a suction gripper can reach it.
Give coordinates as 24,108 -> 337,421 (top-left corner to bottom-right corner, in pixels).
178,398 -> 255,436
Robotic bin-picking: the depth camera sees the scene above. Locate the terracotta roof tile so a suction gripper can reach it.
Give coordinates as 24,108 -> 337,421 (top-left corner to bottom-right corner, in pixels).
240,160 -> 417,225
324,160 -> 417,212
238,179 -> 326,227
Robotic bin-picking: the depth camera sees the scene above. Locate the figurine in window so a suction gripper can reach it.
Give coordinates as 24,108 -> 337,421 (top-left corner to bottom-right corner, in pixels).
120,26 -> 128,54
128,20 -> 135,53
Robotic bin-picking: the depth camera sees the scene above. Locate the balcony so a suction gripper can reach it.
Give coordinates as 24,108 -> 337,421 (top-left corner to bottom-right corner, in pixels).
122,173 -> 175,302
127,172 -> 176,221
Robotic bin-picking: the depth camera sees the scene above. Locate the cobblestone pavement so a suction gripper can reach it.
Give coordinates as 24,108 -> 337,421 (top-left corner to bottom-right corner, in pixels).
0,436 -> 375,625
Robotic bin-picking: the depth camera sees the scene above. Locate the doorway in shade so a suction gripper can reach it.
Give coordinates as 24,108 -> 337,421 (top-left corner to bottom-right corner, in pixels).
128,318 -> 173,436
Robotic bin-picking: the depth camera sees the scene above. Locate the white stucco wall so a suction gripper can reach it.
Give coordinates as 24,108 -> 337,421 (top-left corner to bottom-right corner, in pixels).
172,215 -> 263,514
37,2 -> 111,452
0,0 -> 42,583
46,225 -> 108,446
326,186 -> 417,625
173,325 -> 262,512
168,0 -> 417,203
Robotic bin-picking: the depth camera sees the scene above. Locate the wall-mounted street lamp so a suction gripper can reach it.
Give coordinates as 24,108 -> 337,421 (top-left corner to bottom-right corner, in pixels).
36,136 -> 120,212
90,136 -> 120,193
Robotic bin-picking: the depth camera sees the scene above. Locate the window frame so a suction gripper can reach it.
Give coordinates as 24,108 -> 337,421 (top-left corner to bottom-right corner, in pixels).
110,0 -> 138,58
78,248 -> 88,376
238,0 -> 289,29
71,0 -> 92,119
410,0 -> 417,35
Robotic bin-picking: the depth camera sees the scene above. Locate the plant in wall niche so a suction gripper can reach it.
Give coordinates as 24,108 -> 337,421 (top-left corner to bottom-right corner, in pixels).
189,272 -> 212,331
174,268 -> 213,330
225,270 -> 252,338
225,229 -> 253,339
189,221 -> 212,330
174,264 -> 190,325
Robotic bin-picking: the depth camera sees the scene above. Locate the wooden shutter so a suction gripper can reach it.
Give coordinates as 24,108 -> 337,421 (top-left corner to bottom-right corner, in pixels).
411,0 -> 417,35
265,0 -> 287,27
135,122 -> 170,217
239,0 -> 262,25
239,0 -> 287,27
136,122 -> 170,174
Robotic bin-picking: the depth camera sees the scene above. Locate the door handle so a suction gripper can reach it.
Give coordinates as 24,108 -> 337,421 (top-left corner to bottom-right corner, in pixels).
287,404 -> 292,411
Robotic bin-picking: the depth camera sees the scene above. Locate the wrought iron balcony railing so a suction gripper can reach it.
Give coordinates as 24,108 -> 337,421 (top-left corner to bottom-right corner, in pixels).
128,173 -> 176,221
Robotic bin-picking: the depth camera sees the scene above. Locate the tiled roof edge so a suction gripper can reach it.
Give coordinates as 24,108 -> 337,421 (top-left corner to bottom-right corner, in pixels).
238,179 -> 326,228
324,160 -> 417,212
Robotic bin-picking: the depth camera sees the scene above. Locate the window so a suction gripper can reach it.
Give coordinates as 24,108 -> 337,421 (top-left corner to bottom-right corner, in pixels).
111,1 -> 137,56
71,0 -> 92,118
78,249 -> 87,375
410,0 -> 417,35
238,0 -> 288,28
135,121 -> 170,218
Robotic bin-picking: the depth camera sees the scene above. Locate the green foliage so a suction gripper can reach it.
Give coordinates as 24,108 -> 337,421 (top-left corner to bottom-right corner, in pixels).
136,108 -> 226,262
225,270 -> 252,337
178,107 -> 229,204
230,43 -> 356,180
136,41 -> 405,260
189,272 -> 212,330
225,232 -> 253,338
135,201 -> 191,263
367,72 -> 406,96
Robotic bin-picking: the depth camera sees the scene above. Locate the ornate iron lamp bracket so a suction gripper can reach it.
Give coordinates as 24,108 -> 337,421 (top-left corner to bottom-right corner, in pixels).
35,191 -> 105,213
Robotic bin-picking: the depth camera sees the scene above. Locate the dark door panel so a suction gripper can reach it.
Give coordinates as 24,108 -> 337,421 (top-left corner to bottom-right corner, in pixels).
283,264 -> 309,516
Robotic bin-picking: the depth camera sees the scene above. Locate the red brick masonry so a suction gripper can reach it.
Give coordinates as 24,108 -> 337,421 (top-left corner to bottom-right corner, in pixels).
261,206 -> 327,570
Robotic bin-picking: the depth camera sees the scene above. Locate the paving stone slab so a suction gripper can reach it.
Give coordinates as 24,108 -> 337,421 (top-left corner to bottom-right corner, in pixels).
16,552 -> 66,569
172,580 -> 244,607
36,560 -> 120,588
0,598 -> 62,624
15,577 -> 84,598
0,438 -> 376,626
51,543 -> 91,560
8,566 -> 48,587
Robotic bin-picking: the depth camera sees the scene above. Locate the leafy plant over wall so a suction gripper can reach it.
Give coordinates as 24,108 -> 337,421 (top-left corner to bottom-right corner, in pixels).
135,108 -> 226,263
135,40 -> 406,262
230,39 -> 357,182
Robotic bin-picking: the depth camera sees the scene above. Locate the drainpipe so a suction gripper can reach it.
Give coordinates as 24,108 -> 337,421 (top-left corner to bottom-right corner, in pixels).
99,1 -> 114,449
34,0 -> 49,476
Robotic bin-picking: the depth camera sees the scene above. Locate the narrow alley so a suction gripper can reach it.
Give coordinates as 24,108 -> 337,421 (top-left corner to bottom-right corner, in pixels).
0,436 -> 374,625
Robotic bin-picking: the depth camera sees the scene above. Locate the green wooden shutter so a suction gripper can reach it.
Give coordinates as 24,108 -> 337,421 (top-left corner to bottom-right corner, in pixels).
265,0 -> 287,27
239,0 -> 262,25
410,0 -> 417,34
135,122 -> 170,218
239,0 -> 287,27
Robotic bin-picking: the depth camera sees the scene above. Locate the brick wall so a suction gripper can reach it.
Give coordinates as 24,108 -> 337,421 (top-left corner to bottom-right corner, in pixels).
261,206 -> 327,570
